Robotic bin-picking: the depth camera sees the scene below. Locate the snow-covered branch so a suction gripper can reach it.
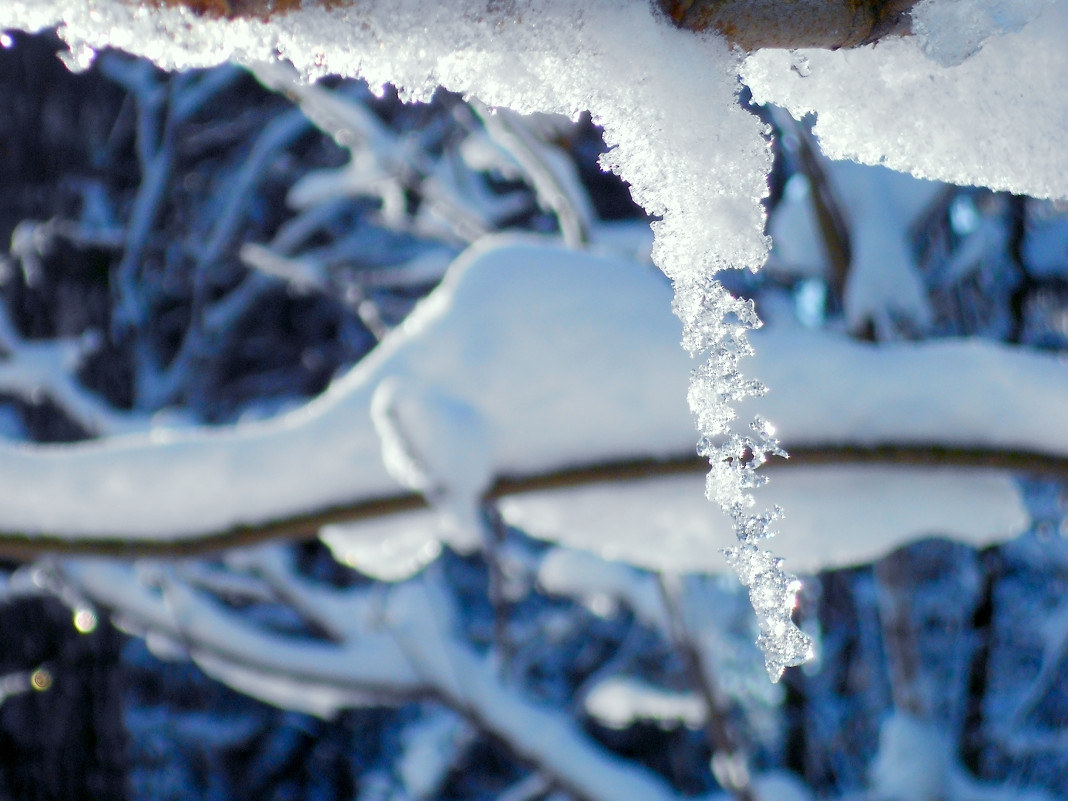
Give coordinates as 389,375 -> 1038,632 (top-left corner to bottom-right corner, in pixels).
0,279 -> 153,437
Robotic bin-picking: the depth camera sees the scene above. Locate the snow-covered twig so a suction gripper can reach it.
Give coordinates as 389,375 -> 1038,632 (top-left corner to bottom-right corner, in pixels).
57,556 -> 690,801
252,61 -> 491,245
135,107 -> 312,410
470,102 -> 594,248
657,573 -> 758,801
0,292 -> 150,437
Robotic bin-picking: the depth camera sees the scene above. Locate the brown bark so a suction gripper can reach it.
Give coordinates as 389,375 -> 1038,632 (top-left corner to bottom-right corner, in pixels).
145,0 -> 919,50
659,0 -> 918,49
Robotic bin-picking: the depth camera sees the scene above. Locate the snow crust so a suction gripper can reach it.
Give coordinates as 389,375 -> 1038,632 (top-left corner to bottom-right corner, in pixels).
744,1 -> 1068,199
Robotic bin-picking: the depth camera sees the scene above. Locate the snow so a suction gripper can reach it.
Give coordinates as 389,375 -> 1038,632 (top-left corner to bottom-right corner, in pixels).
397,710 -> 472,799
743,1 -> 1068,200
321,510 -> 446,582
584,676 -> 705,730
192,649 -> 378,718
911,0 -> 1057,66
870,713 -> 955,801
504,466 -> 1028,576
767,157 -> 946,338
3,0 -> 1065,676
0,240 -> 689,538
0,236 -> 1057,674
0,0 -> 769,282
744,326 -> 1068,457
829,161 -> 942,337
767,175 -> 826,280
536,548 -> 668,628
370,376 -> 490,551
865,712 -> 1060,801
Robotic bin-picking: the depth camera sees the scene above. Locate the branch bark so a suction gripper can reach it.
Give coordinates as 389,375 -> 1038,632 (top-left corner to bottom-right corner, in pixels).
658,0 -> 918,49
147,0 -> 920,50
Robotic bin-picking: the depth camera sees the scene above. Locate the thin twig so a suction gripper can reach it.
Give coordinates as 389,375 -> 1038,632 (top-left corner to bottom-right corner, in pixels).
482,501 -> 515,680
656,573 -> 758,801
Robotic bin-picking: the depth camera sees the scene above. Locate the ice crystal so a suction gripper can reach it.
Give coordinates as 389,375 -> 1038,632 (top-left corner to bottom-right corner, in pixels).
703,415 -> 814,681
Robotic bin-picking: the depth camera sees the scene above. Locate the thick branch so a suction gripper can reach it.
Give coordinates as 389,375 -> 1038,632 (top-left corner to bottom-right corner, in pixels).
658,0 -> 918,48
148,0 -> 919,50
0,445 -> 1062,560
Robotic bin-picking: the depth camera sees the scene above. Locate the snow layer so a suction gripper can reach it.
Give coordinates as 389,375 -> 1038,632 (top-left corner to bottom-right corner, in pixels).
743,1 -> 1068,199
584,676 -> 705,730
743,326 -> 1068,457
321,510 -> 445,582
912,0 -> 1056,66
500,466 -> 1028,576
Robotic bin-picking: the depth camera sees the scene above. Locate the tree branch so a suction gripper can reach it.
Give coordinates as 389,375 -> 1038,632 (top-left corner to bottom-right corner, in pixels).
144,0 -> 920,50
0,445 -> 1061,560
657,573 -> 758,801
